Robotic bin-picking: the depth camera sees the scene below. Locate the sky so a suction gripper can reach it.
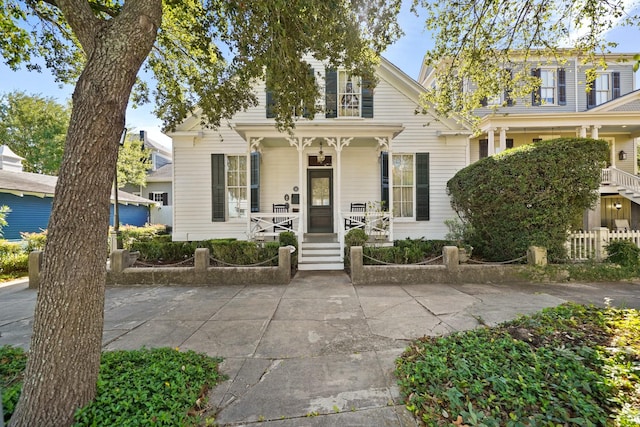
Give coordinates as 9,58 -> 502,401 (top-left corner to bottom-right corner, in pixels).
0,1 -> 638,146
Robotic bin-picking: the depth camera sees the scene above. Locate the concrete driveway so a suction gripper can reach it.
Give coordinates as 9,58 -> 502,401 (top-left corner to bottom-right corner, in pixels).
1,272 -> 638,426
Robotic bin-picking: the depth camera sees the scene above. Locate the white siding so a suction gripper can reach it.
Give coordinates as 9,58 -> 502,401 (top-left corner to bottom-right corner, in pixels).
172,57 -> 470,241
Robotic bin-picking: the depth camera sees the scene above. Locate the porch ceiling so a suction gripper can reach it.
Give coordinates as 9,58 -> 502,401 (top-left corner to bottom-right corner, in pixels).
232,121 -> 405,141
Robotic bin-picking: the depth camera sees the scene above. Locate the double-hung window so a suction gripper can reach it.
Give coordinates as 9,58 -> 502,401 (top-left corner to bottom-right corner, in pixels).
149,192 -> 168,206
540,69 -> 556,104
587,72 -> 620,108
325,69 -> 374,118
226,156 -> 247,219
532,68 -> 566,106
392,155 -> 414,218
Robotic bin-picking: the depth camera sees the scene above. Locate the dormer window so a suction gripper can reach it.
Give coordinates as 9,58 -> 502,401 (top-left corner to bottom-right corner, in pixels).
339,74 -> 361,117
325,68 -> 374,118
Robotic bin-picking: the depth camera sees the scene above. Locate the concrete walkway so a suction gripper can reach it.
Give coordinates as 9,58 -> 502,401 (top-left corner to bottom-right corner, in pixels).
1,272 -> 639,426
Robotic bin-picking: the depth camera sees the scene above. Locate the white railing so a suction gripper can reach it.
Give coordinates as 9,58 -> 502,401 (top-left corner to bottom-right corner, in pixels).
249,212 -> 299,238
339,211 -> 392,257
603,167 -> 640,195
566,227 -> 640,261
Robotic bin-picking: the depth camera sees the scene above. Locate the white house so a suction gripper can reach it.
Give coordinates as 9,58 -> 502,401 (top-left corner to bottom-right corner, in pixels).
419,52 -> 640,231
169,57 -> 471,269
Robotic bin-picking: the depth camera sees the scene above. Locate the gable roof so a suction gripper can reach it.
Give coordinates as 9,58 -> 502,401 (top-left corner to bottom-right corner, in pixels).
147,163 -> 173,182
170,56 -> 471,135
0,169 -> 156,205
587,89 -> 640,113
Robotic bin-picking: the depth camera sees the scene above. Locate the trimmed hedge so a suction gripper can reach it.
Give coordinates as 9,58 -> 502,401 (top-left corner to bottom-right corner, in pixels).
447,138 -> 609,261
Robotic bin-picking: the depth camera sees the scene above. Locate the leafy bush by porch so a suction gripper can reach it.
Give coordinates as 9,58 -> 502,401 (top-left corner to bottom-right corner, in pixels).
447,138 -> 609,261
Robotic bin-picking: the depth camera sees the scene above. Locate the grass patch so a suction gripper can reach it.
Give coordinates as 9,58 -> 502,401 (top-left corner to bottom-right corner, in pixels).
1,347 -> 225,426
396,303 -> 640,426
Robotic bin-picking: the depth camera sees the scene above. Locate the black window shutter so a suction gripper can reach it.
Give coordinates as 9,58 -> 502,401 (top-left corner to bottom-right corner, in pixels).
479,139 -> 488,158
505,69 -> 514,106
211,154 -> 225,222
531,68 -> 541,106
266,90 -> 276,119
380,152 -> 389,210
148,192 -> 153,200
480,97 -> 488,107
303,67 -> 315,118
557,68 -> 566,105
250,151 -> 260,213
362,76 -> 374,118
325,68 -> 337,118
612,72 -> 621,99
587,80 -> 596,109
416,153 -> 430,221
161,193 -> 168,206
506,138 -> 514,149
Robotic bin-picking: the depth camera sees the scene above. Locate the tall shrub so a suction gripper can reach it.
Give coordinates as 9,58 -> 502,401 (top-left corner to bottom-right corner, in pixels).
447,138 -> 608,261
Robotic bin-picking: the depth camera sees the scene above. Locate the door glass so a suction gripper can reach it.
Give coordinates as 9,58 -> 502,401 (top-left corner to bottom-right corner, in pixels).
311,177 -> 330,206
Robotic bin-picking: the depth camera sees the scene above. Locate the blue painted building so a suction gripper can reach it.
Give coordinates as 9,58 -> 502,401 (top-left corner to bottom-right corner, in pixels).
0,145 -> 156,240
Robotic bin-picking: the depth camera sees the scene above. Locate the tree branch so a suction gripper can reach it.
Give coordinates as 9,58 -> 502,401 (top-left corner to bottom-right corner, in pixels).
53,0 -> 101,55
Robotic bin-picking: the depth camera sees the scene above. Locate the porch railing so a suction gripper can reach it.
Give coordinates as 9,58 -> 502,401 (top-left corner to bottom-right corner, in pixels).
339,211 -> 392,255
249,212 -> 299,238
602,167 -> 640,195
566,227 -> 640,261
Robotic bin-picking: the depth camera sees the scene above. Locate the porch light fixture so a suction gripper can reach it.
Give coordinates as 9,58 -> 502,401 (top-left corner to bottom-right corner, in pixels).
317,141 -> 325,163
619,150 -> 627,161
615,201 -> 622,210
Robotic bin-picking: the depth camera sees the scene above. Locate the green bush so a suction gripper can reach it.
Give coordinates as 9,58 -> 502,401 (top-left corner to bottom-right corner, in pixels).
20,230 -> 47,252
343,228 -> 368,268
0,252 -> 28,274
606,239 -> 640,269
118,224 -> 167,249
447,138 -> 609,261
0,240 -> 22,256
129,240 -> 196,263
363,239 -> 448,265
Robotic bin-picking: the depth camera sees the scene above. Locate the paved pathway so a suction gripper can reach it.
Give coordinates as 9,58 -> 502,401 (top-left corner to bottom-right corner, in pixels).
1,272 -> 639,426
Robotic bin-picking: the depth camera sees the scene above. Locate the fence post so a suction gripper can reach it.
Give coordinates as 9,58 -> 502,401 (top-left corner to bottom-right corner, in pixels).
443,246 -> 459,271
194,248 -> 210,271
527,246 -> 547,266
593,227 -> 609,262
350,246 -> 364,285
277,246 -> 291,284
28,251 -> 43,289
110,249 -> 129,273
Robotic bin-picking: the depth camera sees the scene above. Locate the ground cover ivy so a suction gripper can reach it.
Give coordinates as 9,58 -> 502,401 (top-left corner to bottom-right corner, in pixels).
1,347 -> 224,426
396,303 -> 640,426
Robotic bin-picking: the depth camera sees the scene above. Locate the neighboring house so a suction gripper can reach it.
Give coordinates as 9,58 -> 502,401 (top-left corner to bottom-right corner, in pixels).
123,130 -> 173,228
419,52 -> 640,231
169,56 -> 471,270
0,145 -> 156,240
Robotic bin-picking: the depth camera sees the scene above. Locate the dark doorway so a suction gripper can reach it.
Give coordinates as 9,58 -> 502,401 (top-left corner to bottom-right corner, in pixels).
307,169 -> 333,233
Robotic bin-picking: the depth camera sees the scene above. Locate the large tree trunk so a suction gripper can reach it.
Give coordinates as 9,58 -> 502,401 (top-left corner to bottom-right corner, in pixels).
9,2 -> 162,426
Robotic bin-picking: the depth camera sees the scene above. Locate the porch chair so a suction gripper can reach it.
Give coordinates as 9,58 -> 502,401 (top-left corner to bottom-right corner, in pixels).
344,202 -> 366,230
272,204 -> 293,232
614,219 -> 630,231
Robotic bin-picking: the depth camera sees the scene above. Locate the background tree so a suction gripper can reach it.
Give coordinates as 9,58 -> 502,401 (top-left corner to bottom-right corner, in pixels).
116,135 -> 151,189
0,91 -> 70,175
414,0 -> 639,126
1,1 -> 401,426
447,138 -> 609,261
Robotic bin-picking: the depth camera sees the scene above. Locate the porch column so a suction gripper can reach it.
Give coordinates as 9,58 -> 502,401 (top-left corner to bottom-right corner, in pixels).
591,125 -> 600,139
248,138 -> 263,236
487,128 -> 496,156
499,127 -> 509,153
578,125 -> 588,138
298,141 -> 305,237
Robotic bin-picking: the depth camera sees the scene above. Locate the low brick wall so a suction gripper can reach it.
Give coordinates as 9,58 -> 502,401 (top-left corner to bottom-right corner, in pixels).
350,246 -> 543,285
28,247 -> 292,288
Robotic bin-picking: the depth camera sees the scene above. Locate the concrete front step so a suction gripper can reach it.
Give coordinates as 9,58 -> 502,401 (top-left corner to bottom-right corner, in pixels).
298,262 -> 344,271
299,240 -> 343,271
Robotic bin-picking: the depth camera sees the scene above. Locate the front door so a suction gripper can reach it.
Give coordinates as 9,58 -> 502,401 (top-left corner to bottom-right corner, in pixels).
307,169 -> 333,233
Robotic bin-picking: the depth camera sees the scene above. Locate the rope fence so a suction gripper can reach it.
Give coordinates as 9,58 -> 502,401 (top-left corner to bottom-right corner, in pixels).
466,254 -> 528,265
362,254 -> 443,266
133,257 -> 195,267
209,254 -> 280,267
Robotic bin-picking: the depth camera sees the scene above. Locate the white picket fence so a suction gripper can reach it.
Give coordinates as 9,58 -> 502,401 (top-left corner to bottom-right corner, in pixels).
566,227 -> 640,261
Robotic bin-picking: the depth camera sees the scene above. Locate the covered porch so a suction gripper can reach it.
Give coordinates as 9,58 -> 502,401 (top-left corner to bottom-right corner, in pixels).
234,121 -> 404,269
